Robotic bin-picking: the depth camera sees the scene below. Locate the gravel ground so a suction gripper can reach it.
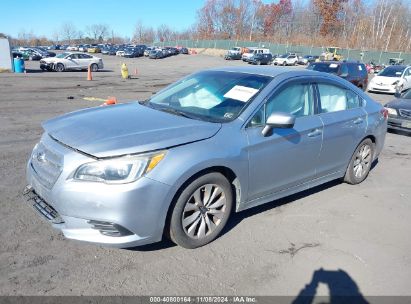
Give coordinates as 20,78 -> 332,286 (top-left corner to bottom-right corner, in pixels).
0,53 -> 410,298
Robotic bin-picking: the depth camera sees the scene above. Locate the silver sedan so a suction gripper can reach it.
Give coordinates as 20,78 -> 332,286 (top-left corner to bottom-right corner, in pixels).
24,67 -> 387,249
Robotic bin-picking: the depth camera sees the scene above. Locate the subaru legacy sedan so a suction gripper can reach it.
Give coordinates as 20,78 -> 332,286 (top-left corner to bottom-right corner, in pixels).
24,67 -> 387,249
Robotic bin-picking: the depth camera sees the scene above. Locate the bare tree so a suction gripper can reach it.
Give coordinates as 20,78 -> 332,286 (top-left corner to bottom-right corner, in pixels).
86,24 -> 109,42
61,22 -> 77,44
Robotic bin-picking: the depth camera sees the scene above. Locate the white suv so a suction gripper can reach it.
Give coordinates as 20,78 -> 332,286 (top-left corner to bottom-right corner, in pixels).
39,52 -> 104,72
273,53 -> 298,66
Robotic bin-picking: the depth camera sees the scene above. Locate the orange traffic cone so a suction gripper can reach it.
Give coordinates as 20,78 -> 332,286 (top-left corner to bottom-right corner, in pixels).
87,65 -> 92,81
101,96 -> 117,106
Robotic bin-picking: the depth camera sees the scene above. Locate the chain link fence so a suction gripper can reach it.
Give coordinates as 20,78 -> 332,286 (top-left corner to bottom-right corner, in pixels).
154,39 -> 411,65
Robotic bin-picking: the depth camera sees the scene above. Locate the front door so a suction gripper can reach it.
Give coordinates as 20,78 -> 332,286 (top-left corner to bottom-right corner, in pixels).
245,81 -> 323,201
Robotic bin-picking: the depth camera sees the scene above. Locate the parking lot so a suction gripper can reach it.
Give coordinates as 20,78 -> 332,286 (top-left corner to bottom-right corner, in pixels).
0,53 -> 410,297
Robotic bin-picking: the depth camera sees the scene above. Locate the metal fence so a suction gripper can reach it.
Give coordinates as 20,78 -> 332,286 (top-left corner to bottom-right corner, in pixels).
154,39 -> 411,64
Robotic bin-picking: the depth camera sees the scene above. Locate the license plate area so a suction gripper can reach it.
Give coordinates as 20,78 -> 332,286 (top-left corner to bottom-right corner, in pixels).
401,121 -> 411,129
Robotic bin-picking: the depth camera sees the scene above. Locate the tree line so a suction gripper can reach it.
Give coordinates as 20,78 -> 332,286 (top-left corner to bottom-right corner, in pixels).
3,0 -> 411,52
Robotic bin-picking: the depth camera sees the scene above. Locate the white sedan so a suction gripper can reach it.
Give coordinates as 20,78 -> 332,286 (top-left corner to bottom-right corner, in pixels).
39,52 -> 104,72
367,65 -> 411,94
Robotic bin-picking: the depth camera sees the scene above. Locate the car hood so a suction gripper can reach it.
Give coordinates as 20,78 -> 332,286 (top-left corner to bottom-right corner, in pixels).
43,102 -> 221,158
372,76 -> 401,85
386,98 -> 411,109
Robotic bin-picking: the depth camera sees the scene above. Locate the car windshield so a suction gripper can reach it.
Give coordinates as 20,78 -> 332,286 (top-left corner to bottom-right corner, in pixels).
56,52 -> 69,58
279,54 -> 288,58
146,71 -> 272,122
307,62 -> 340,75
378,66 -> 405,77
401,90 -> 411,99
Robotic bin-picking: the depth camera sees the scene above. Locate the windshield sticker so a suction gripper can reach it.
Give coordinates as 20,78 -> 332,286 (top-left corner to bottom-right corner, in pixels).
396,72 -> 402,75
358,65 -> 363,71
224,85 -> 259,102
329,63 -> 338,68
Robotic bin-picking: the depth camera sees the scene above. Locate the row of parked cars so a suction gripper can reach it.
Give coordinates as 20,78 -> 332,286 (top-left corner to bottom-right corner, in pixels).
12,47 -> 56,61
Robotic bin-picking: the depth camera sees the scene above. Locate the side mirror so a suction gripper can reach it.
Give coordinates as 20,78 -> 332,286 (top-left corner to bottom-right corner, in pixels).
262,112 -> 296,137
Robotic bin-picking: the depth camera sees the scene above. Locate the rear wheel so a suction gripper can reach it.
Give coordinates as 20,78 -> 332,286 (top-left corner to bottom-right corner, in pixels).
168,172 -> 233,249
344,139 -> 374,185
90,63 -> 99,72
55,63 -> 64,72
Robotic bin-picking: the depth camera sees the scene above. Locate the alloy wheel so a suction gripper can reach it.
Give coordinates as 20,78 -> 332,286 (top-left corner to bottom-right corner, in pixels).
182,184 -> 227,239
353,143 -> 371,179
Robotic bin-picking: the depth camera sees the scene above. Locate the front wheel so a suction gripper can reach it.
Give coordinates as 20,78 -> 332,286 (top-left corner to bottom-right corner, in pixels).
344,139 -> 374,185
55,63 -> 64,72
168,173 -> 233,249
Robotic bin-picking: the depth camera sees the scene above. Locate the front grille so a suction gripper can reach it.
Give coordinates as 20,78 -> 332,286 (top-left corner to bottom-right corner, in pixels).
30,141 -> 63,189
399,109 -> 411,119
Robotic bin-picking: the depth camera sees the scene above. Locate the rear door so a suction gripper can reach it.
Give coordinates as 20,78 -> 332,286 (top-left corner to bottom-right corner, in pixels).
78,54 -> 93,68
315,82 -> 367,177
245,80 -> 323,201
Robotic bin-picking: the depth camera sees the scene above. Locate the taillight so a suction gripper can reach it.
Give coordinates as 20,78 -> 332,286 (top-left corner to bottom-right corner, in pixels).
381,108 -> 388,119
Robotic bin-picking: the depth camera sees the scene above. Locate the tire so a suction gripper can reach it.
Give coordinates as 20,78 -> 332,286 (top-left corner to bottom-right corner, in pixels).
90,63 -> 99,72
168,172 -> 233,249
344,138 -> 374,185
55,63 -> 64,72
282,61 -> 287,66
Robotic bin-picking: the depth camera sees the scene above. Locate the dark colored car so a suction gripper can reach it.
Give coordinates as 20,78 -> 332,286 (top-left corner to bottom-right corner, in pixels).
123,48 -> 141,58
149,50 -> 164,59
180,47 -> 189,55
307,61 -> 368,90
249,53 -> 273,65
224,52 -> 242,60
298,55 -> 319,65
385,89 -> 411,134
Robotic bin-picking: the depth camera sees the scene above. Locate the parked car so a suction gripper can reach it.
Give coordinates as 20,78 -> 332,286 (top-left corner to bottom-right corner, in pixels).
88,45 -> 101,53
384,89 -> 411,134
298,55 -> 319,65
149,49 -> 165,59
224,52 -> 242,60
34,47 -> 56,57
144,47 -> 154,56
367,65 -> 411,94
249,53 -> 273,65
307,61 -> 368,90
24,66 -> 387,249
389,58 -> 404,65
123,48 -> 141,58
66,45 -> 79,51
180,47 -> 189,55
39,52 -> 104,72
243,48 -> 270,62
273,53 -> 299,66
12,51 -> 29,60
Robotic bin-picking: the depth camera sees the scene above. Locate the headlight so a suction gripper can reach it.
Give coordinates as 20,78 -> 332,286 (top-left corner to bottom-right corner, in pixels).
386,107 -> 397,116
73,151 -> 166,184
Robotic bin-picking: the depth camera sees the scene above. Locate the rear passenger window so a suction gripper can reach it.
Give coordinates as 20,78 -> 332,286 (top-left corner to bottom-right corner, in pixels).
318,84 -> 361,113
348,64 -> 358,76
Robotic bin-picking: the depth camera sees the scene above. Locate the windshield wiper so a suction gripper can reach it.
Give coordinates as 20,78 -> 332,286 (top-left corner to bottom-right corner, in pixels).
157,107 -> 196,119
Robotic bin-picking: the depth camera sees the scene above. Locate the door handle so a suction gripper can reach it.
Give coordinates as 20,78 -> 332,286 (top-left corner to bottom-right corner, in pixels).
308,129 -> 322,137
353,117 -> 363,124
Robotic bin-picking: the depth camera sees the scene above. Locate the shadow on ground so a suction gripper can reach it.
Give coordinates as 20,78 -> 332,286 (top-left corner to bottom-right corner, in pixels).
292,268 -> 369,304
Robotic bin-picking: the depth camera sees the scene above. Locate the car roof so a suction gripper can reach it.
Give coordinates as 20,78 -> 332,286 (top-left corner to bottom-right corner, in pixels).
209,66 -> 329,78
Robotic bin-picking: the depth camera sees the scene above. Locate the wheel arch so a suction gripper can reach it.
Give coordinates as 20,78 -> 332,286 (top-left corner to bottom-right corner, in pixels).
163,165 -> 241,237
